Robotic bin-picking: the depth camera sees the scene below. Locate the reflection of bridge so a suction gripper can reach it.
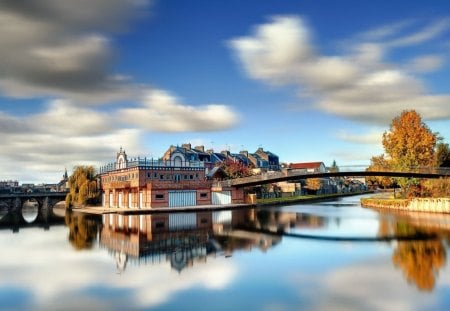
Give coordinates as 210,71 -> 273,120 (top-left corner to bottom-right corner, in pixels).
0,193 -> 67,232
220,167 -> 450,188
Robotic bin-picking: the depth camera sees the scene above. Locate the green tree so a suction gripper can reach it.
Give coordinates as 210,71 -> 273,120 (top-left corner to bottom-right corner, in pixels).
382,110 -> 437,197
435,142 -> 450,167
65,166 -> 100,207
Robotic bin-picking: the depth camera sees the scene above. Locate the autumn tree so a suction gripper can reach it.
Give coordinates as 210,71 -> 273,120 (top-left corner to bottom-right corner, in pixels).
382,110 -> 437,170
217,159 -> 253,179
306,178 -> 322,194
366,154 -> 395,189
382,110 -> 437,197
65,166 -> 100,207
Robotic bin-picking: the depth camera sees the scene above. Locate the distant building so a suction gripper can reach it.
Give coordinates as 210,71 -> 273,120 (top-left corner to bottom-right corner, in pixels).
162,143 -> 280,173
99,148 -> 244,209
288,162 -> 327,173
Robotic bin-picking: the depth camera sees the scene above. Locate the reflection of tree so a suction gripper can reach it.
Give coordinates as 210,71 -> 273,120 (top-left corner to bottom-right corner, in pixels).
378,216 -> 447,292
393,239 -> 446,292
65,211 -> 99,250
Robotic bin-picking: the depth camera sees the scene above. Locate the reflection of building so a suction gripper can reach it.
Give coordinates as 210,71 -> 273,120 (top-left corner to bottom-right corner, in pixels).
99,148 -> 244,208
100,212 -> 229,272
100,209 -> 285,272
99,208 -> 327,272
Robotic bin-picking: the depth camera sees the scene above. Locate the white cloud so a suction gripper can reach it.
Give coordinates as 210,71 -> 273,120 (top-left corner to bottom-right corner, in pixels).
407,55 -> 445,73
335,129 -> 382,145
0,100 -> 147,183
120,90 -> 240,132
230,16 -> 450,125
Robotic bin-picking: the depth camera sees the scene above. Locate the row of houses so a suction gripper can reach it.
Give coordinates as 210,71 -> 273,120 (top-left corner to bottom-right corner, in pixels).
162,143 -> 281,172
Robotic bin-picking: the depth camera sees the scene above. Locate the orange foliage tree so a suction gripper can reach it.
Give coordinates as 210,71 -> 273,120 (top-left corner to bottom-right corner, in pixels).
65,165 -> 100,207
366,154 -> 395,189
382,110 -> 437,197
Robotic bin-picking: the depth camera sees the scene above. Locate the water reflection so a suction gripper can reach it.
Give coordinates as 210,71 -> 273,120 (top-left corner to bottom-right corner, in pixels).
65,211 -> 100,250
98,209 -> 332,273
0,204 -> 65,232
378,211 -> 450,292
22,199 -> 39,223
95,206 -> 450,294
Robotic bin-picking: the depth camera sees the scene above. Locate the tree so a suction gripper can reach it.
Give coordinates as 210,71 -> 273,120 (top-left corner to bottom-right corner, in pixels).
306,178 -> 322,194
366,154 -> 395,189
435,142 -> 450,167
329,160 -> 339,172
382,110 -> 437,170
65,166 -> 100,207
382,110 -> 437,197
217,159 -> 253,179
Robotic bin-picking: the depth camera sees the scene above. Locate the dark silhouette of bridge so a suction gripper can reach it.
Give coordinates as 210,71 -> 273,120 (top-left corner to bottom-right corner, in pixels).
220,167 -> 450,188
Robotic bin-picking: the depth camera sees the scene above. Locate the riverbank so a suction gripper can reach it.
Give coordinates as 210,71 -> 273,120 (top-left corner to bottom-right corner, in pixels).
70,203 -> 256,215
256,191 -> 373,207
361,197 -> 450,213
70,191 -> 373,215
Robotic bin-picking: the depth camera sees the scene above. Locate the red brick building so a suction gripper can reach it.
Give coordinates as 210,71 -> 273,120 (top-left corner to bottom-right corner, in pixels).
99,148 -> 244,208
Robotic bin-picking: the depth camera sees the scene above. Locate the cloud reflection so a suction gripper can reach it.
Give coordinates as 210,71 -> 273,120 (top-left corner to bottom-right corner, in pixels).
0,226 -> 237,310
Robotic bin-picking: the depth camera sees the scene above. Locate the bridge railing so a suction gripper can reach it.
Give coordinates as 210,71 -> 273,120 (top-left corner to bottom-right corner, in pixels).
219,166 -> 450,187
99,158 -> 205,174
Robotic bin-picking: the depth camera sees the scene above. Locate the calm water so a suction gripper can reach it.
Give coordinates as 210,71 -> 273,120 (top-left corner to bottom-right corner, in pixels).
1,194 -> 450,311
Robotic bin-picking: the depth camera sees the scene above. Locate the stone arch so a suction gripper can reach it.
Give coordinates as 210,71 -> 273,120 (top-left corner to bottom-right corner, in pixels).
22,198 -> 39,223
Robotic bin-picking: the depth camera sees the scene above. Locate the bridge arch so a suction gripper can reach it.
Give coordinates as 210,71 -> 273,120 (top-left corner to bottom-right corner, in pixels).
22,199 -> 39,223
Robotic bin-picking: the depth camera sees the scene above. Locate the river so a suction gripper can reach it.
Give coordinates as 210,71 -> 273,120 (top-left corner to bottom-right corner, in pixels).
1,194 -> 449,310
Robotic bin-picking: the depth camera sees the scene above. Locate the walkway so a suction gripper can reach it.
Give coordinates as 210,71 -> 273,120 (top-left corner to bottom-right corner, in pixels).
72,203 -> 255,215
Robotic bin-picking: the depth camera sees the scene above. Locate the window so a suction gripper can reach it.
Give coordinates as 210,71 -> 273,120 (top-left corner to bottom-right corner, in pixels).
155,221 -> 165,229
160,174 -> 164,180
200,193 -> 208,198
155,194 -> 164,200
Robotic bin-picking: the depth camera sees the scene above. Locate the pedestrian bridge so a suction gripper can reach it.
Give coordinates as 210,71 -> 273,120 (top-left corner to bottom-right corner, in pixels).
219,167 -> 450,188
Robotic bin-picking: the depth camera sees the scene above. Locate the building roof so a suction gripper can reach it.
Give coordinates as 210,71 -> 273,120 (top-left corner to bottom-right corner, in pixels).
289,162 -> 324,170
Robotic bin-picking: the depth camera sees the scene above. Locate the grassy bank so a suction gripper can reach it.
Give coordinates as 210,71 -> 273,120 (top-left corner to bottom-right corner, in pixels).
360,197 -> 409,209
257,191 -> 373,207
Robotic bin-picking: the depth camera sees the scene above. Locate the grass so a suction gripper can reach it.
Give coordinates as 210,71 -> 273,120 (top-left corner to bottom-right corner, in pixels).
257,191 -> 372,206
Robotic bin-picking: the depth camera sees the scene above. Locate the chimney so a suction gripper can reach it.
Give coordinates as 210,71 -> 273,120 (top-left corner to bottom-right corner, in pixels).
182,143 -> 191,150
195,145 -> 205,152
240,150 -> 249,157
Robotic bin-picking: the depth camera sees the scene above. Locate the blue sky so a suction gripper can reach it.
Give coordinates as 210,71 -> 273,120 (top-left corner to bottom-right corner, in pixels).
1,0 -> 450,183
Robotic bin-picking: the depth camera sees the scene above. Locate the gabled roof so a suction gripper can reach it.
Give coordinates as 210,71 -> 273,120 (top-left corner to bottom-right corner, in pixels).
289,162 -> 324,170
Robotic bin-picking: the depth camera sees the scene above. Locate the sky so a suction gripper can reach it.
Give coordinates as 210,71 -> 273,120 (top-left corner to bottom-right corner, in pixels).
1,0 -> 450,183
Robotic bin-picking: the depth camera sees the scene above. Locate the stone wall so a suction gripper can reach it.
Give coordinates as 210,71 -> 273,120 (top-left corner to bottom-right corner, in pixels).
362,198 -> 450,213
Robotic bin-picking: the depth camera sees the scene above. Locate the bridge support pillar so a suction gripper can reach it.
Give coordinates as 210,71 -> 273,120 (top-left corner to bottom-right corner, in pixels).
13,197 -> 21,211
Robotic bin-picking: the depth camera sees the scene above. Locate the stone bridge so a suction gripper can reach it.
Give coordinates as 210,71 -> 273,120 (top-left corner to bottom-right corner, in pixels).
0,192 -> 67,211
0,192 -> 68,231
